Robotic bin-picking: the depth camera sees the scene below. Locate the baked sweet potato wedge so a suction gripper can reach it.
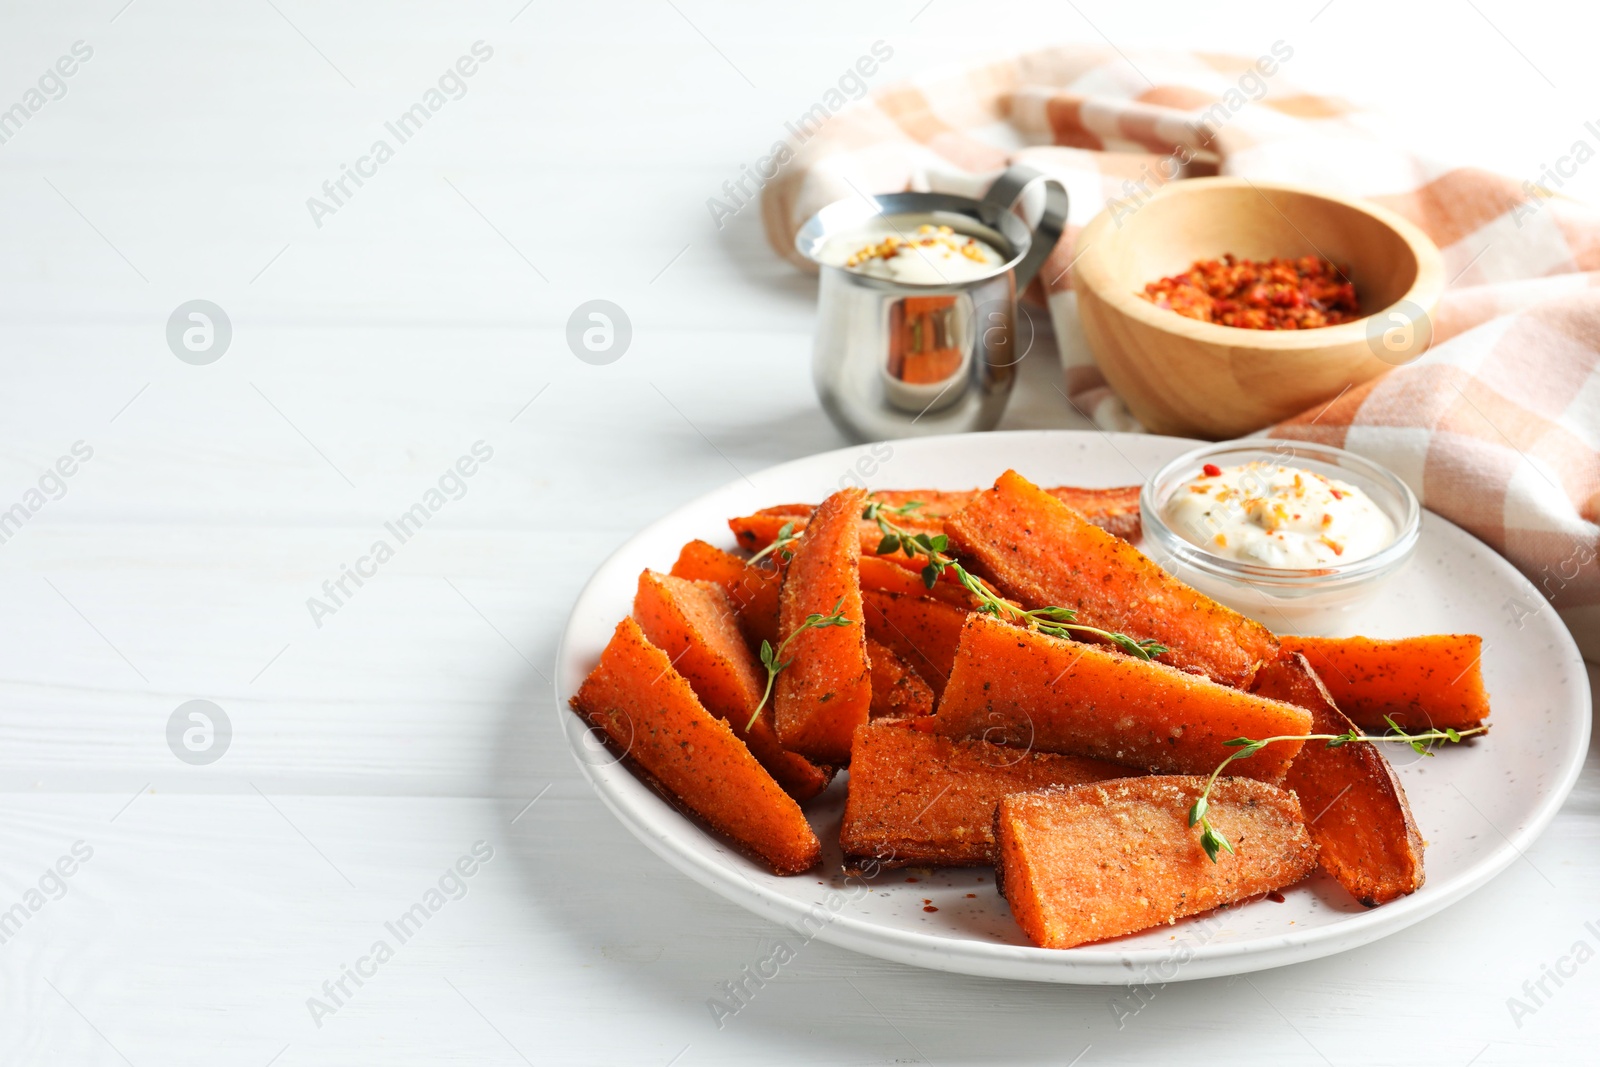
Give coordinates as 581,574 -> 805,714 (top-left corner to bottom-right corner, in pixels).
1279,634 -> 1490,731
570,617 -> 821,875
859,554 -> 981,609
866,639 -> 934,720
669,539 -> 783,647
944,469 -> 1278,687
935,614 -> 1312,781
1047,485 -> 1142,541
1253,653 -> 1424,906
841,720 -> 1131,870
632,570 -> 834,802
774,488 -> 873,764
729,484 -> 1143,559
860,589 -> 970,701
995,777 -> 1317,948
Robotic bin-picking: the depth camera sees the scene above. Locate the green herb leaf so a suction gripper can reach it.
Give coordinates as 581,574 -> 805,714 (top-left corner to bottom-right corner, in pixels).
1188,797 -> 1208,827
876,534 -> 901,556
1200,824 -> 1233,863
745,597 -> 852,731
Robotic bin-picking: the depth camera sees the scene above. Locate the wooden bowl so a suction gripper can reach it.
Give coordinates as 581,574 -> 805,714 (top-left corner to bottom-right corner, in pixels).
1070,178 -> 1444,439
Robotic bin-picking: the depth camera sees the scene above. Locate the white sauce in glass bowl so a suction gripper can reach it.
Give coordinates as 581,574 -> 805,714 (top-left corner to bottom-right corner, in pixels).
1164,461 -> 1395,568
818,219 -> 1004,284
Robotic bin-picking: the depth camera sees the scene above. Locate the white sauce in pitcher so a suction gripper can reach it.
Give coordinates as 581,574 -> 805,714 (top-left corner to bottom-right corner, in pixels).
1164,462 -> 1395,568
819,220 -> 1004,284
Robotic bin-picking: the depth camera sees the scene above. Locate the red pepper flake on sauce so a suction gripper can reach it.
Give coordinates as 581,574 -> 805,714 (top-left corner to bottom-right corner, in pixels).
1202,463 -> 1223,478
1140,253 -> 1361,330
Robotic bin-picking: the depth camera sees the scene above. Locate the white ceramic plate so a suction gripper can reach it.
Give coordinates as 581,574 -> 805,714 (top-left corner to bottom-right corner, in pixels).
555,431 -> 1589,983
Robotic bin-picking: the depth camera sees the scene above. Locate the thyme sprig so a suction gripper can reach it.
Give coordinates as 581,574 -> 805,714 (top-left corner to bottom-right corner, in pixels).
746,520 -> 800,567
745,596 -> 853,731
861,501 -> 1168,661
1189,717 -> 1490,862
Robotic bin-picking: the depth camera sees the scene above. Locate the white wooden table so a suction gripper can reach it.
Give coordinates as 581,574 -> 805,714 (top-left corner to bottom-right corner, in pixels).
2,1 -> 1596,1063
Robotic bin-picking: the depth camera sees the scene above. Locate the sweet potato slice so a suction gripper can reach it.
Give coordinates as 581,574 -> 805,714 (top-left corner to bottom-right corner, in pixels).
859,554 -> 980,609
1252,653 -> 1424,906
669,539 -> 783,647
841,720 -> 1131,870
995,777 -> 1317,948
632,570 -> 834,802
944,469 -> 1278,688
570,617 -> 821,874
861,589 -> 970,701
1048,485 -> 1142,541
1279,634 -> 1490,732
865,639 -> 934,719
774,488 -> 873,764
729,484 -> 1143,558
935,614 -> 1311,781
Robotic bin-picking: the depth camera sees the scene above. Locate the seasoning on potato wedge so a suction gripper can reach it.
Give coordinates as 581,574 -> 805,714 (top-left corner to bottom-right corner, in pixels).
773,488 -> 873,764
860,588 -> 971,700
571,617 -> 821,875
865,639 -> 934,720
995,777 -> 1317,949
729,483 -> 1143,561
945,469 -> 1278,687
1279,633 -> 1491,732
1253,652 -> 1426,906
935,613 -> 1312,781
841,720 -> 1130,871
669,539 -> 783,647
632,569 -> 834,802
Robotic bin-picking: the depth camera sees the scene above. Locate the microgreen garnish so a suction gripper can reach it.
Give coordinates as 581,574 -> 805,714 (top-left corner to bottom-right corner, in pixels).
747,520 -> 800,567
1188,719 -> 1489,863
861,501 -> 1168,661
745,596 -> 853,731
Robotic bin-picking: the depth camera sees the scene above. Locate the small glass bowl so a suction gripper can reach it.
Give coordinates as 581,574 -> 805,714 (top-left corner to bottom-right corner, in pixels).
1139,439 -> 1421,635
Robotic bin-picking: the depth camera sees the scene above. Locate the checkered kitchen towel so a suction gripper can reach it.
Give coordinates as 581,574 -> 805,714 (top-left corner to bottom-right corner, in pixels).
761,44 -> 1600,659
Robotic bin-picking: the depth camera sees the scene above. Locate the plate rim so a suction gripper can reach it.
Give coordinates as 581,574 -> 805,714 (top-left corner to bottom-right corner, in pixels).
554,429 -> 1592,984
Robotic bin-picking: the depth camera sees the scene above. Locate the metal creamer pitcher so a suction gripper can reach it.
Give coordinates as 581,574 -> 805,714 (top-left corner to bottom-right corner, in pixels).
796,165 -> 1067,442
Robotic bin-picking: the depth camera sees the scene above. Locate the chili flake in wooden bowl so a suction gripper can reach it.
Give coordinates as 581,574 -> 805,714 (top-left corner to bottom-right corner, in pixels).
1140,254 -> 1360,330
1070,178 -> 1444,437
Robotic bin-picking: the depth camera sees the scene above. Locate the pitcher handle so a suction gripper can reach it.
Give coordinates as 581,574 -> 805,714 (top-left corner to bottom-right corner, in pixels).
978,164 -> 1069,292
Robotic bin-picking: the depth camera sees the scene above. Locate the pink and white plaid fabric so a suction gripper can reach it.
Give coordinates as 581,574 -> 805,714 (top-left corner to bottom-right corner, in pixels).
762,44 -> 1600,658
